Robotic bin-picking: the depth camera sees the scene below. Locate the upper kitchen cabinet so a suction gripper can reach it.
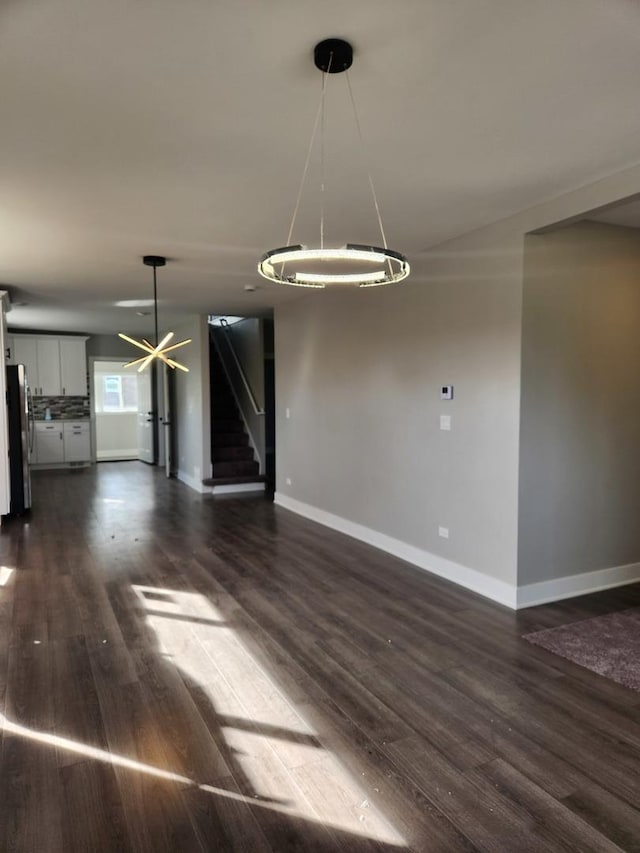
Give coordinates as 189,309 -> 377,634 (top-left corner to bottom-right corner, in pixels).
37,337 -> 62,395
11,334 -> 88,396
59,338 -> 88,396
12,337 -> 42,392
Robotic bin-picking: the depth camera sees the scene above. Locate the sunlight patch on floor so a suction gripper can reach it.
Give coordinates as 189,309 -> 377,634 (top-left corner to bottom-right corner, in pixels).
0,566 -> 14,587
132,584 -> 406,846
0,712 -> 354,813
0,712 -> 192,785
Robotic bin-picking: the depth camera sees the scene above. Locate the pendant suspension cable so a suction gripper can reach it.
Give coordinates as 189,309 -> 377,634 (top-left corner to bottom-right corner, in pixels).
345,68 -> 389,253
285,57 -> 333,249
320,70 -> 325,249
319,52 -> 333,249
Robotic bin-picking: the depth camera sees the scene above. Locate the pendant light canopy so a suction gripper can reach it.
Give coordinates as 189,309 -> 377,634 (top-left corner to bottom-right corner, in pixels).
258,39 -> 410,289
119,256 -> 191,372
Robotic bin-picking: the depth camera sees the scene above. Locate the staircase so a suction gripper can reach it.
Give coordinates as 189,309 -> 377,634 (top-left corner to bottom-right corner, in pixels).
204,345 -> 264,487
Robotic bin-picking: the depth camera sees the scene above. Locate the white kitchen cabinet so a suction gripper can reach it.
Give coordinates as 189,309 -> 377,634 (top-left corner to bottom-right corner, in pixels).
37,337 -> 62,395
10,334 -> 87,396
13,336 -> 60,395
13,337 -> 40,391
59,338 -> 87,396
34,422 -> 64,464
63,422 -> 91,462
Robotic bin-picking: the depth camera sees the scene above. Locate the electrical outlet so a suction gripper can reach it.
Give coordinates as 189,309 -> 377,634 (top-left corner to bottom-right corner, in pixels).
285,407 -> 291,419
285,477 -> 292,486
438,526 -> 449,539
440,414 -> 451,431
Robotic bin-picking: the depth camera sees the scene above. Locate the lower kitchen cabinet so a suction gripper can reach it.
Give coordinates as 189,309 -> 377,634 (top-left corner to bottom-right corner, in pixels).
34,421 -> 91,467
63,421 -> 91,462
34,422 -> 64,464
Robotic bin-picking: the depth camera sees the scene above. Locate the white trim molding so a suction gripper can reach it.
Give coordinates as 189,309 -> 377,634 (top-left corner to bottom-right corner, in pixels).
517,561 -> 640,608
176,469 -> 210,494
274,493 -> 518,609
96,449 -> 138,461
211,482 -> 265,495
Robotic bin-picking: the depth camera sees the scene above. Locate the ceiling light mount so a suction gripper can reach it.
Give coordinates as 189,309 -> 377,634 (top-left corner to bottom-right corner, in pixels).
259,37 -> 409,289
314,38 -> 353,74
142,255 -> 167,268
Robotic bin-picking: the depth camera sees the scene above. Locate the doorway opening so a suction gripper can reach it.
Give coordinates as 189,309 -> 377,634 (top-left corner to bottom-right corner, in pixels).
92,360 -> 153,463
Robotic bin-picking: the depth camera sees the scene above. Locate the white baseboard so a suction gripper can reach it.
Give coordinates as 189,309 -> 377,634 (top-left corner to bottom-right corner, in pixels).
274,493 -> 518,609
96,450 -> 138,461
176,470 -> 209,494
211,482 -> 265,495
517,561 -> 640,608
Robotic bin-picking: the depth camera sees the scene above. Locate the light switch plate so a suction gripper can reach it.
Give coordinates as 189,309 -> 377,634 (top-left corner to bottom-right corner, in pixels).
440,385 -> 454,400
440,414 -> 451,431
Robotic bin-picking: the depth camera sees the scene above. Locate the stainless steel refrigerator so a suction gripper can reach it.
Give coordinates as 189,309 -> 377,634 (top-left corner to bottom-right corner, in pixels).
6,364 -> 34,514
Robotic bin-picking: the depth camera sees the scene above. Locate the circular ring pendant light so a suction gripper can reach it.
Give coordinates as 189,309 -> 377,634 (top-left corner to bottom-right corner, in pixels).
258,39 -> 410,289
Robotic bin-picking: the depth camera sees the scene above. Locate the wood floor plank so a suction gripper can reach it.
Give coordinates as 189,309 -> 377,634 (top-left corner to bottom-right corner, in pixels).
59,758 -> 132,853
475,759 -> 625,853
0,463 -> 639,851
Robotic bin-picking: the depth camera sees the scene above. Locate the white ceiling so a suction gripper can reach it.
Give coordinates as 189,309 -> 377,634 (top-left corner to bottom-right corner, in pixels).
2,0 -> 640,334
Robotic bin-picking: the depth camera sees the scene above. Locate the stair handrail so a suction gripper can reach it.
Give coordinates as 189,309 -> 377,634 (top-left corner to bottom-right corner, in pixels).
217,318 -> 265,416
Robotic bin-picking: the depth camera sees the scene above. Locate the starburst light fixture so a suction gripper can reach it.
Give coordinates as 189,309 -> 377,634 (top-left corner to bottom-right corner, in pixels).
258,38 -> 410,289
119,256 -> 191,372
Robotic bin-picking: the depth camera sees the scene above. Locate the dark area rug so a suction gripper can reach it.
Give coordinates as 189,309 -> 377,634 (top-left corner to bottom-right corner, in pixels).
523,607 -> 640,691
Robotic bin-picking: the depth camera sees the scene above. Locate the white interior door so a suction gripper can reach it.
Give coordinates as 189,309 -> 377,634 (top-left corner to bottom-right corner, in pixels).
137,370 -> 154,464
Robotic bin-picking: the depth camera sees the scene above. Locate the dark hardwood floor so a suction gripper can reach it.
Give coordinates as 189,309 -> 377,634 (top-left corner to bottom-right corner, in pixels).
0,463 -> 639,852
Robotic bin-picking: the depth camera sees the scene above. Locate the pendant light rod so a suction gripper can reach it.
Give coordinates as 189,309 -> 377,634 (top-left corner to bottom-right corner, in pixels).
143,254 -> 166,347
153,265 -> 158,346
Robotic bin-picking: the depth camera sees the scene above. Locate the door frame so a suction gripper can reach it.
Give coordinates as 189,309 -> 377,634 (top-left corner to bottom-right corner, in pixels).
89,356 -> 156,465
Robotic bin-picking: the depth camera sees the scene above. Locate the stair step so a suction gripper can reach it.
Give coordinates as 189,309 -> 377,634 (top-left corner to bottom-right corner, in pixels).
213,446 -> 254,461
212,407 -> 240,419
213,432 -> 249,447
213,419 -> 244,433
213,401 -> 235,410
203,474 -> 266,487
213,460 -> 259,478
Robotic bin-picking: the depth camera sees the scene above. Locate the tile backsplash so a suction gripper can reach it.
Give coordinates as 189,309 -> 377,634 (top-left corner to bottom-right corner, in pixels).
32,396 -> 90,420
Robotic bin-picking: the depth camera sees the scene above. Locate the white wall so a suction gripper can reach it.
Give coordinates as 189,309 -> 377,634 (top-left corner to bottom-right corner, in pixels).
274,159 -> 640,608
519,221 -> 640,586
275,227 -> 523,604
95,413 -> 138,460
87,334 -> 139,360
173,315 -> 211,492
227,318 -> 265,410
